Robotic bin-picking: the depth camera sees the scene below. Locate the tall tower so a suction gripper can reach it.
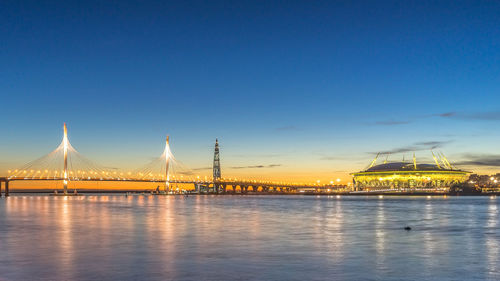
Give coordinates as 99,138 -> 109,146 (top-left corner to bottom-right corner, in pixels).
213,138 -> 221,193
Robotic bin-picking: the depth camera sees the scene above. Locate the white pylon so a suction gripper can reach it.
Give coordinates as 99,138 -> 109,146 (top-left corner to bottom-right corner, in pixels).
63,123 -> 69,194
164,136 -> 170,192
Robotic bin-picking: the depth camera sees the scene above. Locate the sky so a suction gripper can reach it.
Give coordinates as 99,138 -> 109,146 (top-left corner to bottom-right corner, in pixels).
1,0 -> 500,184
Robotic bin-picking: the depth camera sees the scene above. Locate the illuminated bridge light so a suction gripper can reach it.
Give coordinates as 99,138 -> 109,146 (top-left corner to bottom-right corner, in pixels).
5,123 -> 326,193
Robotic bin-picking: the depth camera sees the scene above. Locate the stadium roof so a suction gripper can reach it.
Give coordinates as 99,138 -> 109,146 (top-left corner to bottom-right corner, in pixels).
364,162 -> 451,172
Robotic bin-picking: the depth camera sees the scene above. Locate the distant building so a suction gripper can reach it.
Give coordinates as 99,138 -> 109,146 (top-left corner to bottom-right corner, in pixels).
351,152 -> 471,192
468,173 -> 500,193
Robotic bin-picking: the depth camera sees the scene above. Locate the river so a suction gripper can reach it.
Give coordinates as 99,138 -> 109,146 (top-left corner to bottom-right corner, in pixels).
0,195 -> 498,280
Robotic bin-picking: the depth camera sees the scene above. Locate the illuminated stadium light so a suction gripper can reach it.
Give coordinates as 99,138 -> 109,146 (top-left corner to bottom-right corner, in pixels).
351,151 -> 470,192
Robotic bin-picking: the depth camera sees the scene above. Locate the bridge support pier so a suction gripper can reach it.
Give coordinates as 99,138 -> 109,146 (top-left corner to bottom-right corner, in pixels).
5,181 -> 9,197
0,181 -> 2,197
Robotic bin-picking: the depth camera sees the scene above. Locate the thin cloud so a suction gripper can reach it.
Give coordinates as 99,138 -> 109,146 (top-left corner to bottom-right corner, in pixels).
437,111 -> 500,121
230,164 -> 282,169
192,167 -> 211,171
414,141 -> 448,149
371,140 -> 452,154
372,110 -> 500,126
437,112 -> 456,117
455,154 -> 500,167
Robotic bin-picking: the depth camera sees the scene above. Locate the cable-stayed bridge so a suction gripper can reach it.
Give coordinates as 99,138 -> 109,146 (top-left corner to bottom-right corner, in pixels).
0,124 -> 336,196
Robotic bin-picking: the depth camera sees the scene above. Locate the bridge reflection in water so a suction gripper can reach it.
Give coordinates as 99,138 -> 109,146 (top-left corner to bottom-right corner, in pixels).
0,195 -> 498,280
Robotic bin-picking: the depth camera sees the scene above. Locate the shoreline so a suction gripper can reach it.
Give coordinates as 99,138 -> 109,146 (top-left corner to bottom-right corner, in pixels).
2,190 -> 499,196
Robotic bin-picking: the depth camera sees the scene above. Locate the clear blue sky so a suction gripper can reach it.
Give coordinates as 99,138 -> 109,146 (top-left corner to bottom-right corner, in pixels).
1,0 -> 500,181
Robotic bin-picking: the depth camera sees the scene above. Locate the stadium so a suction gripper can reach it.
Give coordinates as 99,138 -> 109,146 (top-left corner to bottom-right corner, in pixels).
351,152 -> 471,192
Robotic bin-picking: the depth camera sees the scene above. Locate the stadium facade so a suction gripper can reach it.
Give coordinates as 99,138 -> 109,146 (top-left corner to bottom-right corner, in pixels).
351,152 -> 470,191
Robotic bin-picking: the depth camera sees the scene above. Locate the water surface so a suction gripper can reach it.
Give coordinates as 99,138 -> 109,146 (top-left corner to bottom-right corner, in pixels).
0,195 -> 498,280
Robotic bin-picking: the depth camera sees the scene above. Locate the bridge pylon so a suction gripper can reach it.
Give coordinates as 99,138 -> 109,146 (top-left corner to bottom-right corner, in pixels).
164,136 -> 171,192
63,123 -> 69,194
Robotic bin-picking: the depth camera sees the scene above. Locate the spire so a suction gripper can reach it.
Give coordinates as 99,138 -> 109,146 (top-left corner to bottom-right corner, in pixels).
63,123 -> 68,141
413,152 -> 417,170
213,138 -> 222,193
213,138 -> 221,181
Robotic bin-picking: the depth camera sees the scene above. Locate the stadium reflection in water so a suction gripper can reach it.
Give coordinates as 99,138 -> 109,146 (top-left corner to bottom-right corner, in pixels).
0,195 -> 499,280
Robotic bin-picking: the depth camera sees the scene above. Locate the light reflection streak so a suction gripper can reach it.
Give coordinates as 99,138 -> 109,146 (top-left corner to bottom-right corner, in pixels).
58,196 -> 75,280
422,200 -> 435,270
375,198 -> 386,269
486,200 -> 499,278
323,198 -> 345,265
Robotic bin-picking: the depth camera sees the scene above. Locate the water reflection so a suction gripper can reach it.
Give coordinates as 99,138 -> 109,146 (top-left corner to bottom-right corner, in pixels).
375,198 -> 386,270
0,195 -> 498,280
486,199 -> 499,278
